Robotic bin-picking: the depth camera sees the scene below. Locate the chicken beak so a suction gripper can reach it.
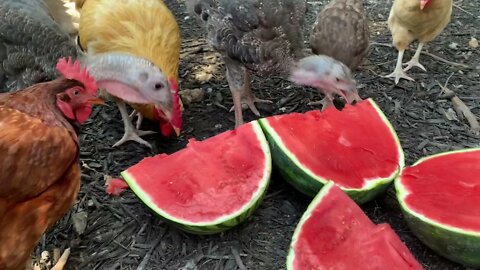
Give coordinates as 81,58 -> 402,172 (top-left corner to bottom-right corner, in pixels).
88,97 -> 105,105
346,90 -> 362,104
173,126 -> 181,136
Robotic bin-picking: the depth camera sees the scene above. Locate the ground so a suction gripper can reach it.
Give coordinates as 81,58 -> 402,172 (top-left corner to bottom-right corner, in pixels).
36,0 -> 479,269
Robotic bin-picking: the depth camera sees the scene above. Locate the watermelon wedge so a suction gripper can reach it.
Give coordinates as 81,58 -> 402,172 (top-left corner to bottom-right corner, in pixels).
121,121 -> 272,234
396,148 -> 480,267
259,98 -> 404,203
287,181 -> 423,270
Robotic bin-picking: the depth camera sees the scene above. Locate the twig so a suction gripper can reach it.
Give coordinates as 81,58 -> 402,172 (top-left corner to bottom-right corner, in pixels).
231,247 -> 247,270
136,237 -> 162,270
453,3 -> 473,16
370,42 -> 470,68
437,75 -> 480,135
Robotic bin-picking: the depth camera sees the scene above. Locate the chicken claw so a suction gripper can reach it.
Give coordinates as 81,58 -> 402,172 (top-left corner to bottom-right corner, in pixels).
114,101 -> 155,148
385,49 -> 415,84
403,43 -> 427,72
308,94 -> 334,111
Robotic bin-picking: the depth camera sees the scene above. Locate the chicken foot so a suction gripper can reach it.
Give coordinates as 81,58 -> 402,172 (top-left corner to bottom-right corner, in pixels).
403,43 -> 427,72
226,60 -> 272,127
113,101 -> 155,148
385,49 -> 414,84
128,110 -> 144,130
308,93 -> 334,111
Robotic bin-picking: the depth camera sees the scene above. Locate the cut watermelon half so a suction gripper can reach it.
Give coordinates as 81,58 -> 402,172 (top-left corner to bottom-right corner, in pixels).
259,98 -> 404,203
287,181 -> 423,270
121,121 -> 272,234
396,148 -> 480,267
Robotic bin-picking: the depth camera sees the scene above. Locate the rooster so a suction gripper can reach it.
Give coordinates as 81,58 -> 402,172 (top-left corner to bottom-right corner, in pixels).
76,0 -> 183,148
386,0 -> 453,84
188,0 -> 361,126
0,58 -> 101,270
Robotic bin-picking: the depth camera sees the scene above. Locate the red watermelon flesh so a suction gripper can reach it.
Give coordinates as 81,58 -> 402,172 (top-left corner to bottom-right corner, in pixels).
122,122 -> 269,223
288,182 -> 422,270
265,99 -> 401,189
399,149 -> 480,232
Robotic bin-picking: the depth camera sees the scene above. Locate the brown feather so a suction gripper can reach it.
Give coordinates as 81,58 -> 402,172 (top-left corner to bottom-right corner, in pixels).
309,0 -> 370,70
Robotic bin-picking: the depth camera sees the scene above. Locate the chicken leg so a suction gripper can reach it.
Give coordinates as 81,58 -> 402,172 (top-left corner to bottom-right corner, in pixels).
308,93 -> 334,111
403,42 -> 426,72
113,101 -> 156,148
385,49 -> 414,84
225,60 -> 271,127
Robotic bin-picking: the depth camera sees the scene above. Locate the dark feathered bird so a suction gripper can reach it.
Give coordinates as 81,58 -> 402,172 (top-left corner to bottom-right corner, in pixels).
0,0 -> 80,92
309,0 -> 370,70
188,0 -> 361,126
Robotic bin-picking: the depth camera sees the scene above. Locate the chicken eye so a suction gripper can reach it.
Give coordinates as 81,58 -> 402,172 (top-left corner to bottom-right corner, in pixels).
154,83 -> 164,90
73,90 -> 79,95
335,77 -> 340,82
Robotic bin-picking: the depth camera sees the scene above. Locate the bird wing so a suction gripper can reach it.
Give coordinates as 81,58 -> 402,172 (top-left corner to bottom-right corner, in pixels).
0,106 -> 78,203
0,0 -> 79,92
189,0 -> 307,75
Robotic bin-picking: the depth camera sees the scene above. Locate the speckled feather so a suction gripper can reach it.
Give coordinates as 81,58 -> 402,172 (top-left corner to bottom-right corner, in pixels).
309,0 -> 369,70
0,0 -> 80,92
0,79 -> 81,270
188,0 -> 307,77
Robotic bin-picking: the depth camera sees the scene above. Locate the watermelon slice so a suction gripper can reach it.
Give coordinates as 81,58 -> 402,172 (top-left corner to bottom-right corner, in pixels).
121,121 -> 272,234
259,98 -> 404,203
396,148 -> 480,267
287,181 -> 423,270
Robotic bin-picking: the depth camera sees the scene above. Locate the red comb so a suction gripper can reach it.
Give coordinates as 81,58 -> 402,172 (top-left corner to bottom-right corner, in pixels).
56,57 -> 98,94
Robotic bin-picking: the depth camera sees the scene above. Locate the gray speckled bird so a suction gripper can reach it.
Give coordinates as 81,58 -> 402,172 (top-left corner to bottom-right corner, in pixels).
0,0 -> 80,92
188,0 -> 361,127
310,0 -> 370,71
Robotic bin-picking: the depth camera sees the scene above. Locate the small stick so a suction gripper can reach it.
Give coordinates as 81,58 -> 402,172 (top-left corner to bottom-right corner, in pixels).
370,42 -> 470,68
453,2 -> 473,16
51,248 -> 71,270
437,75 -> 480,135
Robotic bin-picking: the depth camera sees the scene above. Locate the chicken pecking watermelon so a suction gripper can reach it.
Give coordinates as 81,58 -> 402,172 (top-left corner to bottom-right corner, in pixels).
259,98 -> 404,203
396,148 -> 480,267
121,121 -> 272,234
287,181 -> 423,270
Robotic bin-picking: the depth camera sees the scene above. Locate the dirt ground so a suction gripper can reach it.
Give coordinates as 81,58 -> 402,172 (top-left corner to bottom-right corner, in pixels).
37,0 -> 479,269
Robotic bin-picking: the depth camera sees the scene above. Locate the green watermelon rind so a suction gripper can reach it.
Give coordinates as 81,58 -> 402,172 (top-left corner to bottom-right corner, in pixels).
259,98 -> 405,204
395,148 -> 480,267
121,121 -> 272,235
286,181 -> 337,269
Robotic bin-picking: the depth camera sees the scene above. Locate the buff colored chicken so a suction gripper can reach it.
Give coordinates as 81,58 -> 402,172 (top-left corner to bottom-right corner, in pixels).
77,0 -> 183,148
386,0 -> 453,84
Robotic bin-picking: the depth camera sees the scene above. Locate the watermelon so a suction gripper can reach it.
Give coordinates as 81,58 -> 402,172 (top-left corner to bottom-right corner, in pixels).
259,98 -> 404,203
121,121 -> 272,234
287,181 -> 423,270
395,148 -> 480,267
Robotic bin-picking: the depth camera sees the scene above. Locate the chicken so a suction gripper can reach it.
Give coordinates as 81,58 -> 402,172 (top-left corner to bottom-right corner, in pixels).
308,0 -> 369,108
0,58 -> 102,270
77,0 -> 183,148
386,0 -> 453,84
188,0 -> 361,126
0,0 -> 80,92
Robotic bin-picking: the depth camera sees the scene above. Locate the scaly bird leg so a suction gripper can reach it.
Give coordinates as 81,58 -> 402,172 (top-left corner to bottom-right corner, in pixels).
403,42 -> 426,72
113,101 -> 155,148
128,110 -> 145,130
385,49 -> 414,84
308,93 -> 334,111
225,63 -> 272,127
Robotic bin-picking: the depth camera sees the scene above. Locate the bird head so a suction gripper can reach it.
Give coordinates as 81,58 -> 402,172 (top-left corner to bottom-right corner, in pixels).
85,53 -> 182,135
290,55 -> 361,104
153,78 -> 183,137
420,0 -> 431,10
55,57 -> 103,124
